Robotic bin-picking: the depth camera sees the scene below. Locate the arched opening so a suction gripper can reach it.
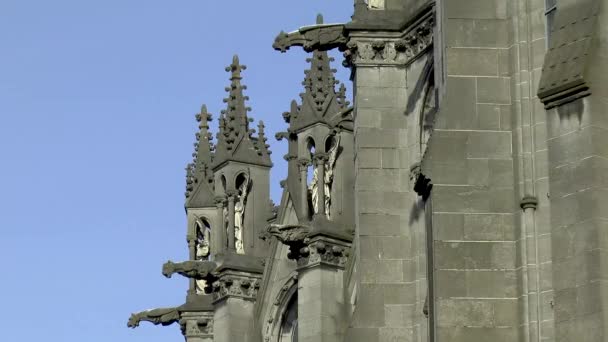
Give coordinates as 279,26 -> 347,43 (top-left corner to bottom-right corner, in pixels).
195,218 -> 211,261
278,293 -> 298,342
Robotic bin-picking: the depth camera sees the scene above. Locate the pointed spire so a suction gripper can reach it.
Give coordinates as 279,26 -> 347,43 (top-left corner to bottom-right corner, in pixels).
218,54 -> 252,151
193,104 -> 214,184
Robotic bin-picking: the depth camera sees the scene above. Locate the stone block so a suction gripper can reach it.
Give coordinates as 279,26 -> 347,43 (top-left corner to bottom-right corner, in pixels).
435,270 -> 466,298
356,67 -> 380,88
357,169 -> 409,192
344,327 -> 379,342
360,259 -> 404,283
463,214 -> 510,241
446,0 -> 507,19
467,131 -> 511,159
381,148 -> 409,169
435,77 -> 476,129
357,191 -> 411,214
382,282 -> 416,305
357,148 -> 382,169
379,67 -> 407,88
477,77 -> 511,104
437,299 -> 494,327
446,19 -> 509,48
379,327 -> 413,342
476,104 -> 502,130
357,109 -> 383,128
433,213 -> 465,240
356,128 -> 402,148
358,213 -> 403,236
384,304 -> 414,327
447,48 -> 499,76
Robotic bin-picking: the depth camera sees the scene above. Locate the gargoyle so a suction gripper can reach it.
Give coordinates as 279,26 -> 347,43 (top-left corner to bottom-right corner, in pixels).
410,162 -> 432,201
127,307 -> 180,328
273,14 -> 347,53
162,260 -> 217,279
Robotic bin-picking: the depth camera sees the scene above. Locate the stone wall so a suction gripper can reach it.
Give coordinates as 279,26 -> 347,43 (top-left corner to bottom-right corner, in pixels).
426,0 -> 520,340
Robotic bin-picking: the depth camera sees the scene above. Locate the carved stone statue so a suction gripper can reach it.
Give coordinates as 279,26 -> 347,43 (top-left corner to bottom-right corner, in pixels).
127,307 -> 180,328
195,221 -> 211,261
223,204 -> 229,247
324,135 -> 340,218
309,165 -> 319,215
235,172 -> 250,254
194,221 -> 211,294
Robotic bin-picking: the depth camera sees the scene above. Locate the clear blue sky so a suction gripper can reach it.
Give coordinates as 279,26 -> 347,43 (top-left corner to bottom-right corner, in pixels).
0,1 -> 351,341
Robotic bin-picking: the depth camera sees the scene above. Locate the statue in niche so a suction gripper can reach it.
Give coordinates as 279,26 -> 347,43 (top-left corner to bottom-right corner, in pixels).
194,220 -> 211,294
223,204 -> 229,248
195,220 -> 211,261
308,135 -> 340,218
234,172 -> 251,254
324,135 -> 340,218
309,164 -> 319,216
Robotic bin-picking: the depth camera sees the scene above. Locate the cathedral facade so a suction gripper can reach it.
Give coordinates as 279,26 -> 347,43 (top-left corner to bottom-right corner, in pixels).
128,0 -> 608,341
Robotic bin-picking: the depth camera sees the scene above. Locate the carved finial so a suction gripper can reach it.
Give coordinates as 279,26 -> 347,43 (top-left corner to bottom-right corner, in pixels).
256,120 -> 272,156
316,13 -> 324,25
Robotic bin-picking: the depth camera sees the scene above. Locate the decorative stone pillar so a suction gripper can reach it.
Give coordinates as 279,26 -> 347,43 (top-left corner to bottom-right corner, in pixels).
211,267 -> 263,342
314,153 -> 328,217
214,195 -> 227,253
299,158 -> 310,216
226,191 -> 237,251
181,312 -> 214,342
187,238 -> 197,295
297,232 -> 351,342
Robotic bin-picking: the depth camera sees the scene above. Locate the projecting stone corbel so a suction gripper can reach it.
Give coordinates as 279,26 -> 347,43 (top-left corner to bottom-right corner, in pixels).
537,0 -> 599,109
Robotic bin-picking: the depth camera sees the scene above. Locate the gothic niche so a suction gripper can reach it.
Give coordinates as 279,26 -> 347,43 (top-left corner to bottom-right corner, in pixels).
234,172 -> 251,254
194,218 -> 211,294
323,134 -> 340,219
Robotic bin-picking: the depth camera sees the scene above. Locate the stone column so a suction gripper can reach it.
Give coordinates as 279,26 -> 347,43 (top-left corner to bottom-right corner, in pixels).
345,32 -> 422,341
211,269 -> 262,342
299,158 -> 310,217
188,238 -> 197,295
214,196 -> 227,254
181,312 -> 214,342
296,234 -> 351,342
226,191 -> 236,251
314,153 -> 328,217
